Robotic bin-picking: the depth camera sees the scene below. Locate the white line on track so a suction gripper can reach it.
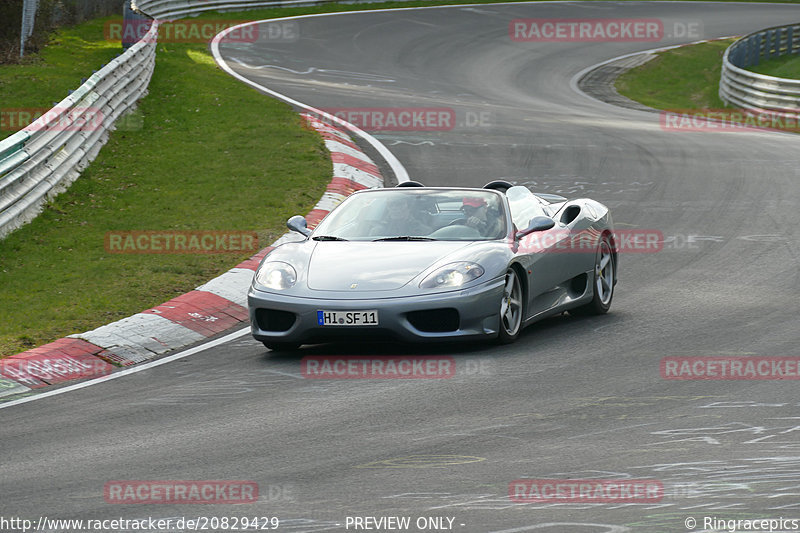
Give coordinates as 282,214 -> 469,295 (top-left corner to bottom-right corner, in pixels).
209,14 -> 411,184
0,328 -> 250,410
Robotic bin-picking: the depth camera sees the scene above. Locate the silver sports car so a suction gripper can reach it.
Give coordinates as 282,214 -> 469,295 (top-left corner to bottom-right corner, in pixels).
248,181 -> 617,350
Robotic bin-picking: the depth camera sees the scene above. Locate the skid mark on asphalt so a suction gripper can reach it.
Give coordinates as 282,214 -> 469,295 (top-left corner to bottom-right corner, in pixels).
130,375 -> 295,405
489,524 -> 630,533
355,454 -> 486,469
228,57 -> 396,82
518,178 -> 655,196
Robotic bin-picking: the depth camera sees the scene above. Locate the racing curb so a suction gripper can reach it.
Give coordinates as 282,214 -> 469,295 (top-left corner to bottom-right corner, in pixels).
0,113 -> 383,398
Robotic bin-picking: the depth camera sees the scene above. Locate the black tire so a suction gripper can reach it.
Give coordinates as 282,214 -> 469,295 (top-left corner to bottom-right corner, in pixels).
571,234 -> 615,315
497,267 -> 524,344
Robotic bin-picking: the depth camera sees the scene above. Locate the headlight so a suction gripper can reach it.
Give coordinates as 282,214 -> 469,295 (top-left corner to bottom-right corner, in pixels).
420,262 -> 485,289
255,261 -> 297,290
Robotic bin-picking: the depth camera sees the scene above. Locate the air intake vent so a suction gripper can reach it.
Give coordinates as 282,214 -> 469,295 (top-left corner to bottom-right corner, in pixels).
255,309 -> 296,332
407,308 -> 460,332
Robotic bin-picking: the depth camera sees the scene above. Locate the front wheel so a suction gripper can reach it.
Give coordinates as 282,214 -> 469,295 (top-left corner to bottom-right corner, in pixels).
497,268 -> 524,344
571,234 -> 615,315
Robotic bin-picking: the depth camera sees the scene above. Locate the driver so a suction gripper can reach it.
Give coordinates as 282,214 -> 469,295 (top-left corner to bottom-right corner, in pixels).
462,197 -> 502,237
373,195 -> 430,236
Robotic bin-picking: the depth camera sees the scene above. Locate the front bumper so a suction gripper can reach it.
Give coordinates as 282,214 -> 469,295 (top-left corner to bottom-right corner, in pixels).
248,278 -> 505,346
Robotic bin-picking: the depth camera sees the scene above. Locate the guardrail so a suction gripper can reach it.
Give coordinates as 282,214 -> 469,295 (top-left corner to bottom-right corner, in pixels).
133,0 -> 334,20
0,20 -> 158,239
1,0 -> 370,239
720,23 -> 800,113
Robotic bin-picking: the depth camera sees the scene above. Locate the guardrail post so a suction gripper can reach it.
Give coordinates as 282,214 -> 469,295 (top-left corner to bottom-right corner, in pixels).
123,0 -> 152,50
794,25 -> 800,53
749,35 -> 759,67
775,29 -> 780,57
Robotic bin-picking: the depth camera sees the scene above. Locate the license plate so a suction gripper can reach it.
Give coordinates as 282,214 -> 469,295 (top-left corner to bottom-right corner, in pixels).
317,310 -> 379,326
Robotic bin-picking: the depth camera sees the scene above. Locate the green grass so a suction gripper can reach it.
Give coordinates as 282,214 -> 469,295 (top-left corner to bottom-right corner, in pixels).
749,53 -> 800,78
615,39 -> 733,110
0,14 -> 332,357
616,38 -> 800,133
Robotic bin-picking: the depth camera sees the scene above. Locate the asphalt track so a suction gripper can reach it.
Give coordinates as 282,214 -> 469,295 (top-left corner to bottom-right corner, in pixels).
3,3 -> 800,532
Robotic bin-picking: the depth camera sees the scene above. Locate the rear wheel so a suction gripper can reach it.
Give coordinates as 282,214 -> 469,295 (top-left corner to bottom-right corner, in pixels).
571,234 -> 615,315
497,268 -> 524,344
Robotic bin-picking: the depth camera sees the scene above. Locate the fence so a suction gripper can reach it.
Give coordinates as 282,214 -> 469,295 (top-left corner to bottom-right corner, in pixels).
720,23 -> 800,113
20,0 -> 38,58
9,0 -> 123,59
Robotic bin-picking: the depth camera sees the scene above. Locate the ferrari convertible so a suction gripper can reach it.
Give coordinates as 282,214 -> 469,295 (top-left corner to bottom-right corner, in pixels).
248,181 -> 617,350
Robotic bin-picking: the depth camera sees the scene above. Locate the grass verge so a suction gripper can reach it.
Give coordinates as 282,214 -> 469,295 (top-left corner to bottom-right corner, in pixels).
615,38 -> 800,134
615,39 -> 733,110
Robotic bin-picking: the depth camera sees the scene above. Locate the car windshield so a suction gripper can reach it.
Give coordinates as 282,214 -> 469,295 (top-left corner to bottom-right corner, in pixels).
312,189 -> 507,241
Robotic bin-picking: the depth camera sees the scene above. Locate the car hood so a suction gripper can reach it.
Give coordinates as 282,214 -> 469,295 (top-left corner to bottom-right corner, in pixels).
307,241 -> 472,291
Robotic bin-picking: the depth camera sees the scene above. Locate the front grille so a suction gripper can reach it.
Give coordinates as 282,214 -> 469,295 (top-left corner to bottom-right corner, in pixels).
255,309 -> 296,332
407,308 -> 460,333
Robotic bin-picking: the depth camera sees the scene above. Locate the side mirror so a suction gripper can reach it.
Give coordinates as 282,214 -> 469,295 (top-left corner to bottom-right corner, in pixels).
515,216 -> 555,240
287,215 -> 312,237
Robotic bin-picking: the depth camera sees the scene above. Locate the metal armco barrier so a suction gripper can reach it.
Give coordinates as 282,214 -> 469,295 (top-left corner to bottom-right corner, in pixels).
133,0 -> 334,20
1,0 -> 375,239
0,20 -> 158,239
720,23 -> 800,113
